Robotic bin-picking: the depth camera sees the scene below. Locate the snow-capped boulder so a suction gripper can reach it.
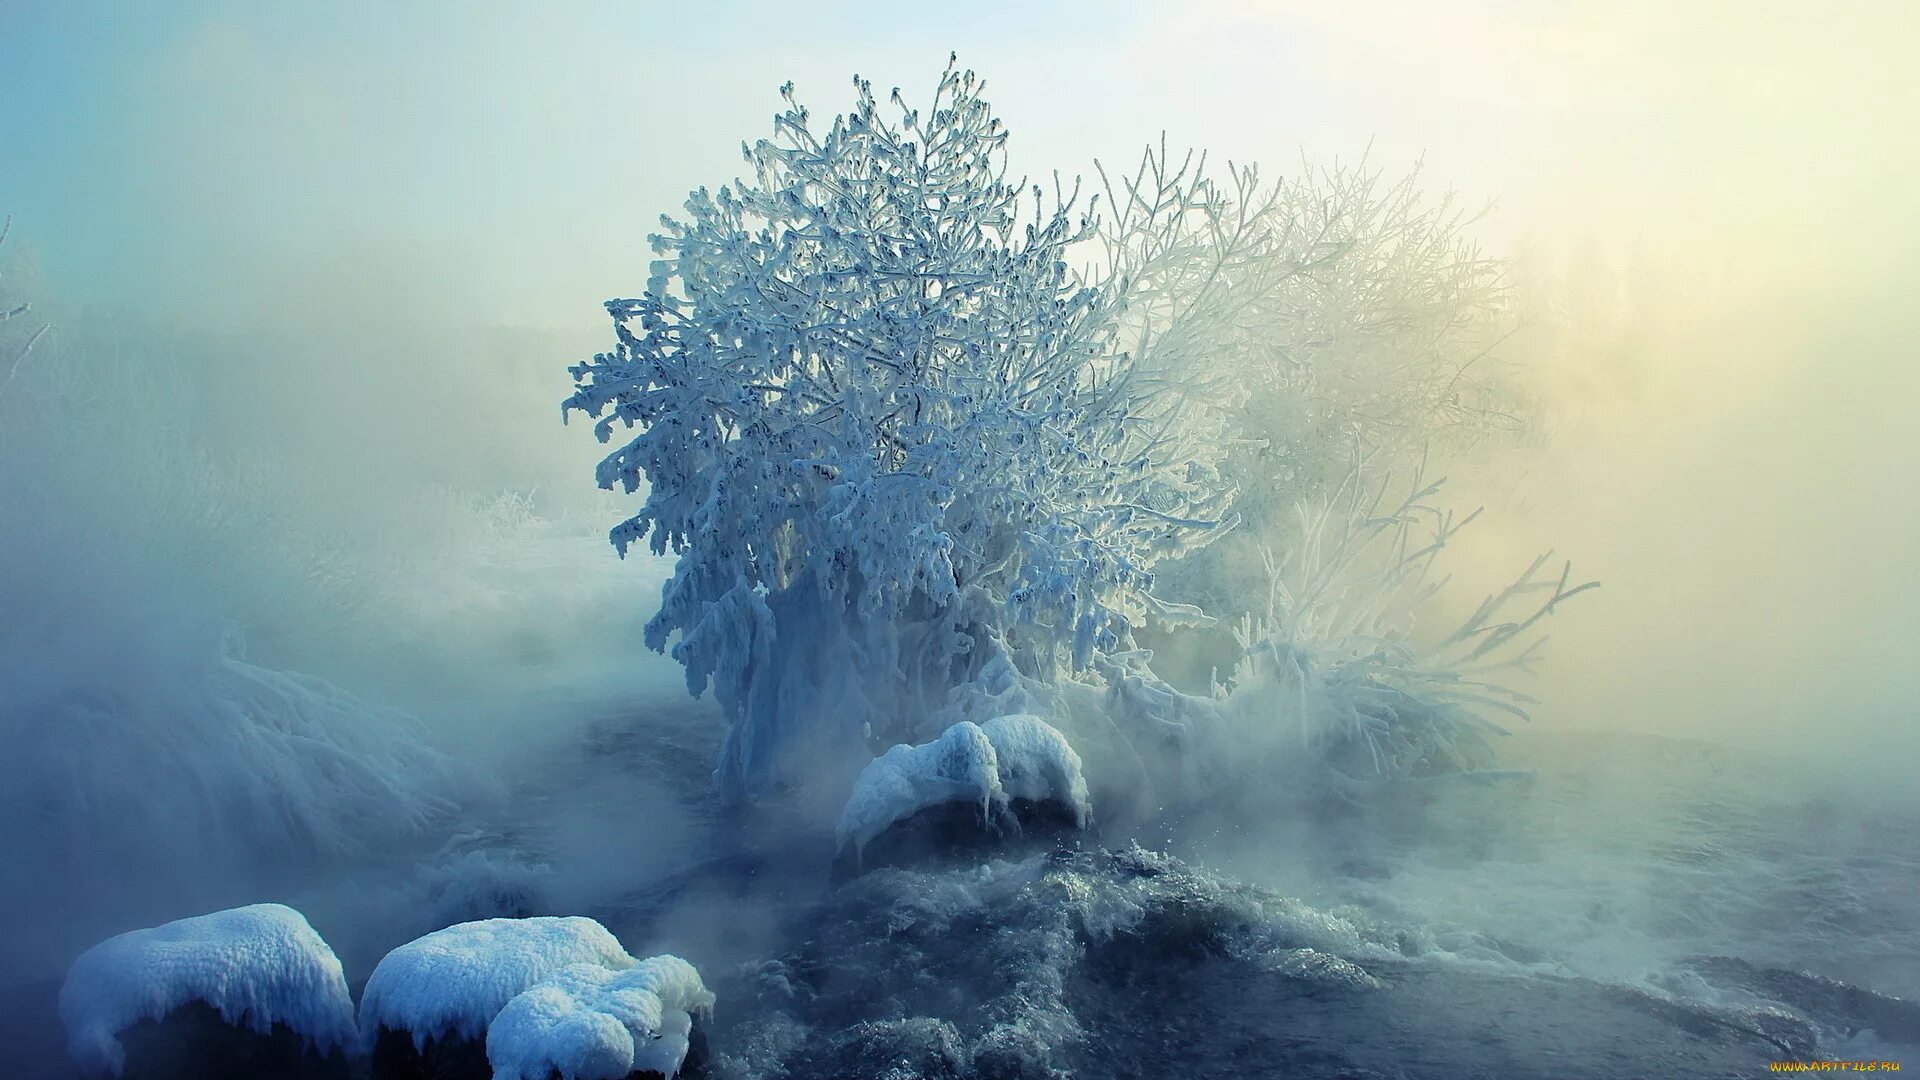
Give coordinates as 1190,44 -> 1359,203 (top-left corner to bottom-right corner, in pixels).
836,721 -> 1002,858
359,917 -> 635,1057
486,956 -> 716,1080
836,715 -> 1091,859
978,714 -> 1090,828
59,903 -> 356,1078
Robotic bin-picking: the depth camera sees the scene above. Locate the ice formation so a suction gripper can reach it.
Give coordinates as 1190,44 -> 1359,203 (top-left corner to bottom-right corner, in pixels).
836,715 -> 1090,856
58,903 -> 356,1078
357,916 -> 635,1051
486,955 -> 716,1080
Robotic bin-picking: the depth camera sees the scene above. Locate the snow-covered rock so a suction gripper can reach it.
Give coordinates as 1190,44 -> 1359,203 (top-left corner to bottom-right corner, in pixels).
486,956 -> 716,1080
836,721 -> 1001,858
978,714 -> 1091,827
358,917 -> 635,1053
58,903 -> 356,1078
836,715 -> 1090,858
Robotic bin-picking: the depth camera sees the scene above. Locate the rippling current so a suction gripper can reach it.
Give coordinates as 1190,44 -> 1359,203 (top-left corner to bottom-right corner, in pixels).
6,716 -> 1916,1079
497,720 -> 1920,1078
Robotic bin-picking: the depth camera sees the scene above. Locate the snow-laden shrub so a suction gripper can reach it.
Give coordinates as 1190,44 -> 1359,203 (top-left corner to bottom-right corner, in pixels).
0,243 -> 471,873
567,61 -> 1231,798
1102,465 -> 1595,800
1229,466 -> 1592,784
487,956 -> 716,1080
914,463 -> 1592,807
0,227 -> 490,983
59,903 -> 357,1078
357,916 -> 636,1053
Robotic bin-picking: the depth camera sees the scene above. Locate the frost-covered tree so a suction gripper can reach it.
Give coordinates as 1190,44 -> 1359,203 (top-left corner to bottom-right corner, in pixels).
567,63 -> 1233,798
1233,160 -> 1518,488
1099,150 -> 1519,490
1092,150 -> 1525,625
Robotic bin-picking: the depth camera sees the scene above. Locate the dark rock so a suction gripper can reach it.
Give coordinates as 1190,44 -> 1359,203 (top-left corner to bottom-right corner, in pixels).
110,1001 -> 351,1080
369,1019 -> 712,1080
370,1026 -> 489,1080
833,797 -> 1089,882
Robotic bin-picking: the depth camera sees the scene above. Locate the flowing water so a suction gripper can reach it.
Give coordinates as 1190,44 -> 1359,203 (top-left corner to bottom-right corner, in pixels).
7,708 -> 1916,1079
424,716 -> 1920,1077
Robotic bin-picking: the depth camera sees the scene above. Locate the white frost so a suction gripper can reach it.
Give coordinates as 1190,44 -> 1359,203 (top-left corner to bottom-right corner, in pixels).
59,903 -> 356,1079
358,916 -> 635,1052
486,955 -> 716,1080
836,715 -> 1090,857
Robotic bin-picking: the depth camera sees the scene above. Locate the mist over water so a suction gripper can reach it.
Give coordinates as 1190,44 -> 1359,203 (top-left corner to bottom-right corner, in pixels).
2,3 -> 1916,1077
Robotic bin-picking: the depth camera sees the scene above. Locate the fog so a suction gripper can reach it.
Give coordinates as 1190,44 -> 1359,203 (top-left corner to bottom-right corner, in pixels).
1,1 -> 1917,1072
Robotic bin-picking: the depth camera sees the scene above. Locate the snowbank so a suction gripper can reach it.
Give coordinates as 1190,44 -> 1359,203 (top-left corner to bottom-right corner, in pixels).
357,916 -> 635,1052
836,715 -> 1090,856
486,955 -> 716,1080
59,903 -> 356,1078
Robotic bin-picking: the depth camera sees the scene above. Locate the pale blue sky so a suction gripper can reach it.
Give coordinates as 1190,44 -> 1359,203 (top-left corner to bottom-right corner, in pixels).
4,0 -> 1910,331
0,0 -> 1218,325
0,0 -> 1685,326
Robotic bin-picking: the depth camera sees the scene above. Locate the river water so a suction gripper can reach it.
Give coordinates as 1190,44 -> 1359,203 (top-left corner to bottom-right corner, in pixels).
6,708 -> 1915,1079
